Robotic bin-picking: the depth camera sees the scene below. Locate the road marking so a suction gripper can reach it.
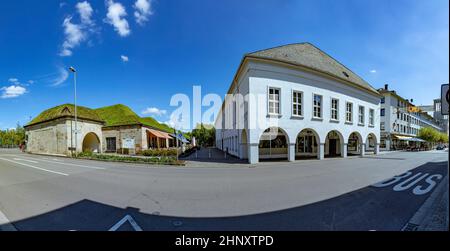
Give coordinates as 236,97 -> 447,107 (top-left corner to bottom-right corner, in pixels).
12,156 -> 106,170
372,171 -> 443,195
13,158 -> 38,164
109,215 -> 143,231
0,209 -> 17,231
0,157 -> 69,176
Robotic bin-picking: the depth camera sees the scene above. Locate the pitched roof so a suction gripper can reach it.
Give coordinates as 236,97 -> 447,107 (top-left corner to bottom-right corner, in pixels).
246,43 -> 379,96
25,104 -> 103,127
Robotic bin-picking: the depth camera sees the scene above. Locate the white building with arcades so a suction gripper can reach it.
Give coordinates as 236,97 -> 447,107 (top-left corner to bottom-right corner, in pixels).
215,43 -> 382,164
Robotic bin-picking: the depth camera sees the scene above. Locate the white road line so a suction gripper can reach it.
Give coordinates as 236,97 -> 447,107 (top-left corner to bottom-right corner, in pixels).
11,155 -> 106,170
0,157 -> 69,176
109,215 -> 143,231
0,209 -> 17,231
13,158 -> 38,164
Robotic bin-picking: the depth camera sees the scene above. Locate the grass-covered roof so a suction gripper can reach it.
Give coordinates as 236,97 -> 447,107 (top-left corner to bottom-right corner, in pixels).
26,104 -> 103,127
26,104 -> 176,134
94,104 -> 173,133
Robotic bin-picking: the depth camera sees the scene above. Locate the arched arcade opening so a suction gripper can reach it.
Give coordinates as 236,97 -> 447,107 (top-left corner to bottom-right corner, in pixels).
259,127 -> 289,161
82,132 -> 101,153
295,129 -> 319,160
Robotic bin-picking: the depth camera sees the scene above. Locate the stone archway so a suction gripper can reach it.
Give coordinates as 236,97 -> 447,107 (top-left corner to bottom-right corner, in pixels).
325,130 -> 344,158
82,132 -> 101,153
295,129 -> 320,160
347,132 -> 363,156
259,127 -> 289,161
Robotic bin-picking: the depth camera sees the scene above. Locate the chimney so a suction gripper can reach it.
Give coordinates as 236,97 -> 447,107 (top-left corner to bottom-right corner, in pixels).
384,84 -> 389,90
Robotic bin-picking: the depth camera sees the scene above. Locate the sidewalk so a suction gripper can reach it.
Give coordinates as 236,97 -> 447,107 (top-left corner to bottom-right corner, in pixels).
405,175 -> 449,231
417,177 -> 449,231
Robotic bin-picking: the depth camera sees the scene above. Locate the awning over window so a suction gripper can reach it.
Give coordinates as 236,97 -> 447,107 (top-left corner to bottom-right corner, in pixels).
147,129 -> 173,139
393,135 -> 426,142
159,131 -> 174,139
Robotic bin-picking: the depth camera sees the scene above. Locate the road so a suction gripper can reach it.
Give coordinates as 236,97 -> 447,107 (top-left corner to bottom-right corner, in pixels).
0,148 -> 447,231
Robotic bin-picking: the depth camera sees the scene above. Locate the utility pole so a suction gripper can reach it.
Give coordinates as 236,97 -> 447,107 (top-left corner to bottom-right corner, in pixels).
69,67 -> 77,156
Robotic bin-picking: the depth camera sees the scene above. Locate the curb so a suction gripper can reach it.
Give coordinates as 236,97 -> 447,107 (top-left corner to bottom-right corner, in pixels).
402,175 -> 448,231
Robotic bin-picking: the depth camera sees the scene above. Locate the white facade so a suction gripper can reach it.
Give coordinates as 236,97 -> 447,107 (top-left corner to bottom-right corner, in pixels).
215,57 -> 381,164
379,88 -> 444,150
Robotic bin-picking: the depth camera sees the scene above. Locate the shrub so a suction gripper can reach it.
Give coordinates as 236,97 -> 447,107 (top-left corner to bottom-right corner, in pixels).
139,149 -> 178,157
76,153 -> 183,165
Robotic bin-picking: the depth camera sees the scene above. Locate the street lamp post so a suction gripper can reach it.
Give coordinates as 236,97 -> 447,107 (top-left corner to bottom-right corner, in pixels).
69,67 -> 77,156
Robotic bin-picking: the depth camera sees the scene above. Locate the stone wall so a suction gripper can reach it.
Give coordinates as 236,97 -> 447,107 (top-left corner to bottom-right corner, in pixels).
26,118 -> 104,156
101,125 -> 144,154
25,119 -> 68,155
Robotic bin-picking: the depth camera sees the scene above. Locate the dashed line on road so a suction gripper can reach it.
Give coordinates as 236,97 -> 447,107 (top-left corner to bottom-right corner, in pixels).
11,155 -> 106,170
13,158 -> 38,164
0,157 -> 69,176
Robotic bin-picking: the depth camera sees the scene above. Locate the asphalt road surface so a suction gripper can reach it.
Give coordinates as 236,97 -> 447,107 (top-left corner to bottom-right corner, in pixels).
0,149 -> 447,231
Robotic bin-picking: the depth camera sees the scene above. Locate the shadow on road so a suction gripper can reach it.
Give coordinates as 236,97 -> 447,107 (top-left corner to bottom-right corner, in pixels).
2,161 -> 447,231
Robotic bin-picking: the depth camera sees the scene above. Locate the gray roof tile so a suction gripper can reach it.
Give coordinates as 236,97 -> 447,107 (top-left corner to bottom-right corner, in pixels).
246,43 -> 379,95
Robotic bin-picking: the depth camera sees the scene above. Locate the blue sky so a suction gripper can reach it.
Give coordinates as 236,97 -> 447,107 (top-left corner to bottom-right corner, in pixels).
0,0 -> 448,130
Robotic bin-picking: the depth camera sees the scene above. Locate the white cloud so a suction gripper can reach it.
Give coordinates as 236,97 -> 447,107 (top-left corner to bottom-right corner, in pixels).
370,69 -> 377,74
60,17 -> 86,57
134,0 -> 153,26
142,107 -> 167,116
51,67 -> 69,86
28,80 -> 35,84
76,1 -> 94,25
120,55 -> 129,62
8,78 -> 18,83
1,85 -> 27,99
60,1 -> 96,57
105,0 -> 131,37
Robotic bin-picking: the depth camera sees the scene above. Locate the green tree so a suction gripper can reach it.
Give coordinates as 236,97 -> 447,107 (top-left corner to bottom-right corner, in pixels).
192,123 -> 216,147
0,123 -> 26,147
418,127 -> 442,143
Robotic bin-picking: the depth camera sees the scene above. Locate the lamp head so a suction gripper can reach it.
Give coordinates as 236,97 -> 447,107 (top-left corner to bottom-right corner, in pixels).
69,66 -> 76,73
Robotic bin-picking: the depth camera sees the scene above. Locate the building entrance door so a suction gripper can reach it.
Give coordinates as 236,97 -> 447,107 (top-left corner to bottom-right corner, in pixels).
329,139 -> 337,156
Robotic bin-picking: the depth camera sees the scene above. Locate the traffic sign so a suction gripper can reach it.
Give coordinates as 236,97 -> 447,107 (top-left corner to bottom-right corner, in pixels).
441,84 -> 449,115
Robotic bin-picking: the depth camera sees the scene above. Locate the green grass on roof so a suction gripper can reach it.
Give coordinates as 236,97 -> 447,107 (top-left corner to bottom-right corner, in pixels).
94,104 -> 142,127
28,103 -> 181,136
94,104 -> 175,133
27,104 -> 102,126
139,117 -> 173,133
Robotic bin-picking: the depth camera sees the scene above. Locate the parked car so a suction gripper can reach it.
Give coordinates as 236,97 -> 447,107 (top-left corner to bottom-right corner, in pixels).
436,145 -> 445,150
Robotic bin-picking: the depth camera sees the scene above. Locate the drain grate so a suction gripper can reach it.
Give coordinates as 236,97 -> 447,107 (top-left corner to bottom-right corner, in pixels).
402,222 -> 419,231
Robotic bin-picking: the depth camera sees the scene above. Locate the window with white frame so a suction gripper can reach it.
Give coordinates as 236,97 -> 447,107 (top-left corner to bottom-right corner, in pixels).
268,87 -> 280,115
313,94 -> 322,118
331,98 -> 339,121
358,106 -> 365,125
346,102 -> 353,123
380,122 -> 385,131
369,109 -> 374,126
292,91 -> 303,116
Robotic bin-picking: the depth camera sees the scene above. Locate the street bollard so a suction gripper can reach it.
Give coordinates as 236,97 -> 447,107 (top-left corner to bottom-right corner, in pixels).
195,149 -> 198,159
209,149 -> 211,159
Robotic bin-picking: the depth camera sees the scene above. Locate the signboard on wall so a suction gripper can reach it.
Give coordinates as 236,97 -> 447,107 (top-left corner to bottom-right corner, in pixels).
122,138 -> 135,149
